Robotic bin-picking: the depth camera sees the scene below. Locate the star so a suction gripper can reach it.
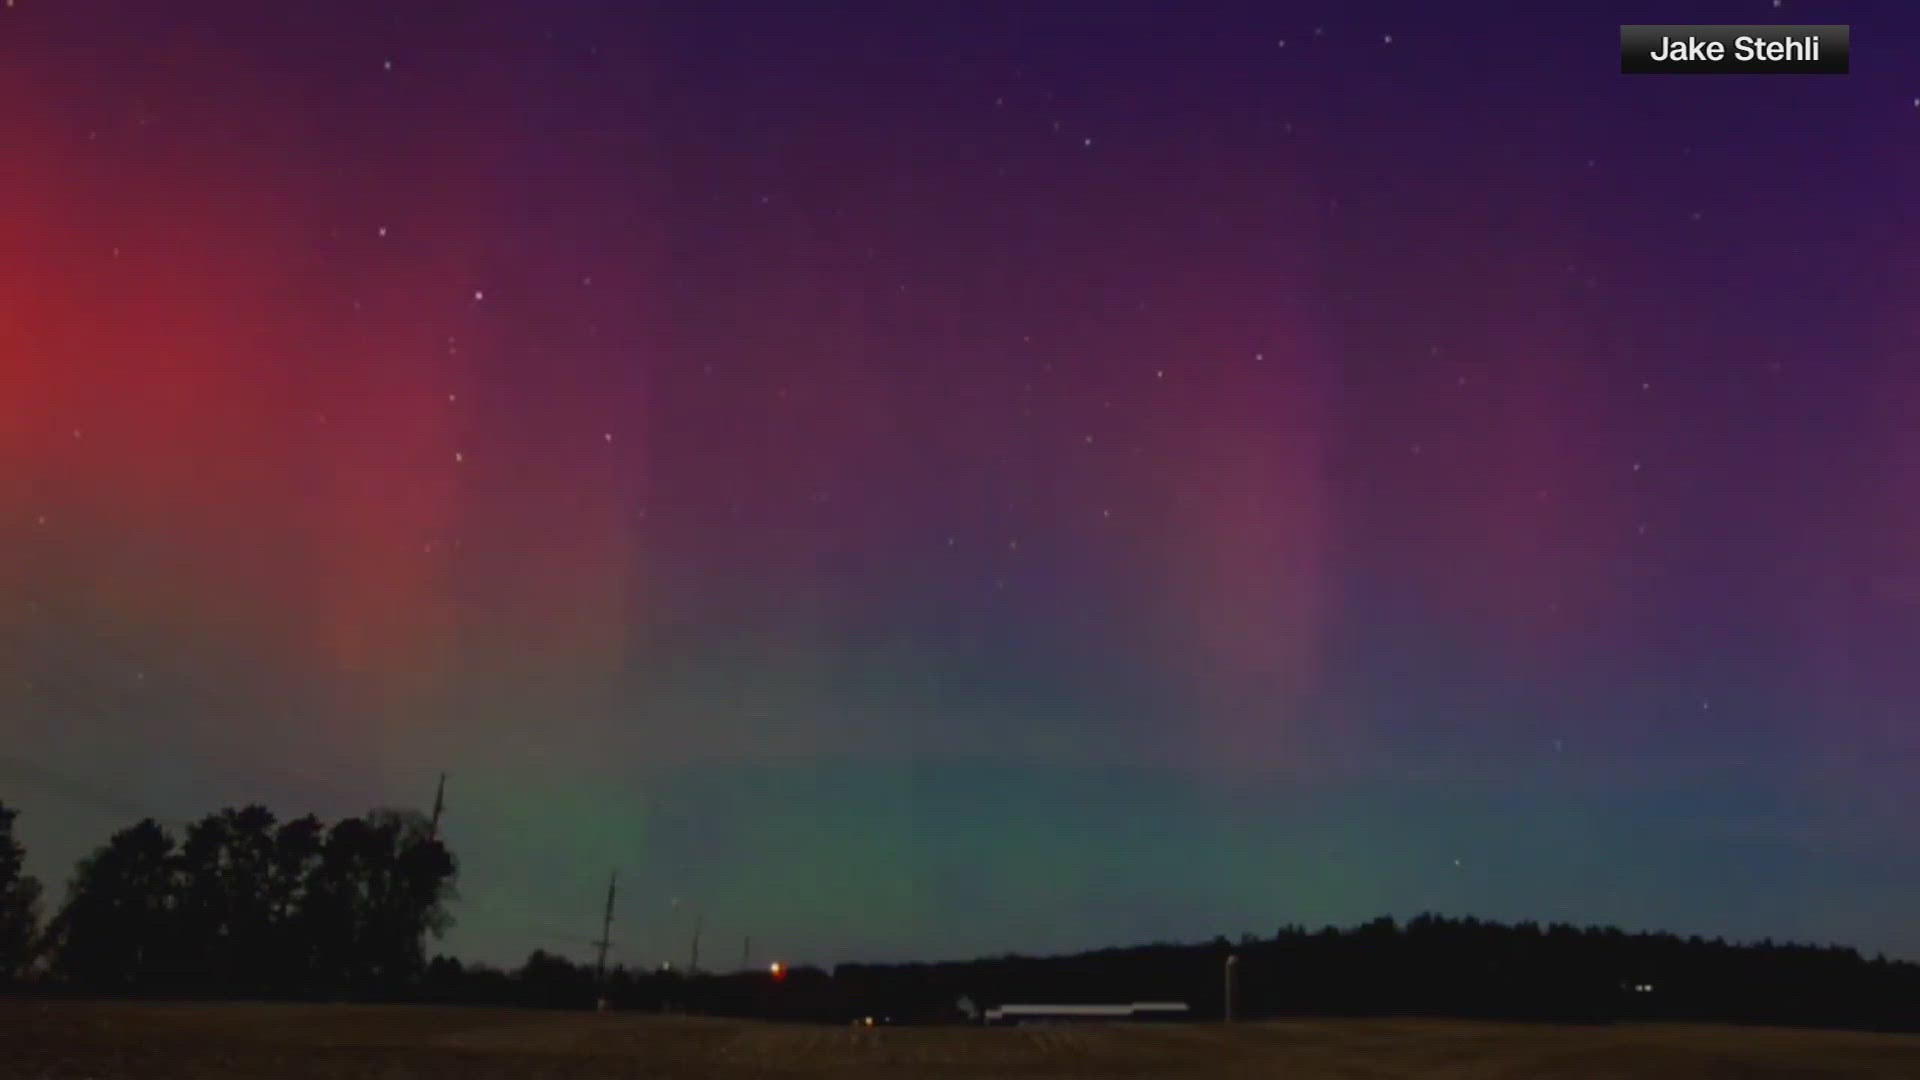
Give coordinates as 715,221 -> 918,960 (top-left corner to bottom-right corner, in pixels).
1082,137 -> 1093,147
1382,33 -> 1393,44
454,451 -> 465,464
1632,462 -> 1643,472
603,432 -> 614,443
1277,39 -> 1286,48
383,59 -> 393,71
1155,369 -> 1165,379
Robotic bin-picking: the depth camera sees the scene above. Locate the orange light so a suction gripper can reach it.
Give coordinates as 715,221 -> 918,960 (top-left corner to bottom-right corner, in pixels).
769,961 -> 785,978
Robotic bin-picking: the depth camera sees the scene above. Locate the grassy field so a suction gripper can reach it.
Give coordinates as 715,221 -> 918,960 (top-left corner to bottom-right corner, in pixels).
6,1001 -> 1920,1078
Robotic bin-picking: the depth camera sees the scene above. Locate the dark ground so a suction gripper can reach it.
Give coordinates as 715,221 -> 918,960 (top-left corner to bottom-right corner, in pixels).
7,1000 -> 1920,1078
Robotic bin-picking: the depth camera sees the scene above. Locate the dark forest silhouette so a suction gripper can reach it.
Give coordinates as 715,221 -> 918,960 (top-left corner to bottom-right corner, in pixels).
0,800 -> 455,996
3,800 -> 1919,1033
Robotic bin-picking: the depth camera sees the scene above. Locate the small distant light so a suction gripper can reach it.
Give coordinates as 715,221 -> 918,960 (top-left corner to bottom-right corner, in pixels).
769,961 -> 785,978
863,1015 -> 875,1027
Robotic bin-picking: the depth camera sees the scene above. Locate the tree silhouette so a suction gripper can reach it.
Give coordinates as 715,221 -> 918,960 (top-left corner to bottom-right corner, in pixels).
172,806 -> 283,991
295,809 -> 457,992
0,801 -> 43,980
265,814 -> 324,989
25,802 -> 1920,1034
41,805 -> 457,997
47,818 -> 177,989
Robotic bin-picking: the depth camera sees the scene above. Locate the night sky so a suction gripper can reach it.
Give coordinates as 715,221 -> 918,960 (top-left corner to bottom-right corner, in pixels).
5,0 -> 1920,969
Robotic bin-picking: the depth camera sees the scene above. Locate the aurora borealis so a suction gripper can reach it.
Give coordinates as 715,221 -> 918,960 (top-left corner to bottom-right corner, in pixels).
5,0 -> 1920,968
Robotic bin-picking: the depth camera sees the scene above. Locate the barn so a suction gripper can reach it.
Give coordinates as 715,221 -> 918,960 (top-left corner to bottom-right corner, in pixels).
981,1001 -> 1189,1024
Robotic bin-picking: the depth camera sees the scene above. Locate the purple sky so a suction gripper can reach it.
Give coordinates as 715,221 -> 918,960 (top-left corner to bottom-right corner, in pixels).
4,0 -> 1920,967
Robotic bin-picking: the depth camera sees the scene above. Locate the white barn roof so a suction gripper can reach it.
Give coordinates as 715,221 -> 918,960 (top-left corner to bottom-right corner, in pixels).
983,1002 -> 1189,1020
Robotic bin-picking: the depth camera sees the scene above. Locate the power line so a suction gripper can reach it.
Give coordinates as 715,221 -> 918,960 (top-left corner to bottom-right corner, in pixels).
429,772 -> 447,839
593,870 -> 616,985
0,751 -> 657,967
0,751 -> 187,827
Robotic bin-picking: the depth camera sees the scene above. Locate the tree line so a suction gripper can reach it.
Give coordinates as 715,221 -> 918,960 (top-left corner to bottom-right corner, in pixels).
837,916 -> 1920,1032
441,918 -> 1920,1033
6,799 -> 1920,1033
0,800 -> 455,996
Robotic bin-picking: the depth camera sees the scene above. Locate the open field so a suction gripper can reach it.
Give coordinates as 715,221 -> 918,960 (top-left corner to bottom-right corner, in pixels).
6,1001 -> 1920,1078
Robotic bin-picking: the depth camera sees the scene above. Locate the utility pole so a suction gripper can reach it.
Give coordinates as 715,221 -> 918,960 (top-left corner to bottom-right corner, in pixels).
689,911 -> 703,974
1224,953 -> 1239,1022
742,935 -> 751,971
428,772 -> 447,839
593,870 -> 617,985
